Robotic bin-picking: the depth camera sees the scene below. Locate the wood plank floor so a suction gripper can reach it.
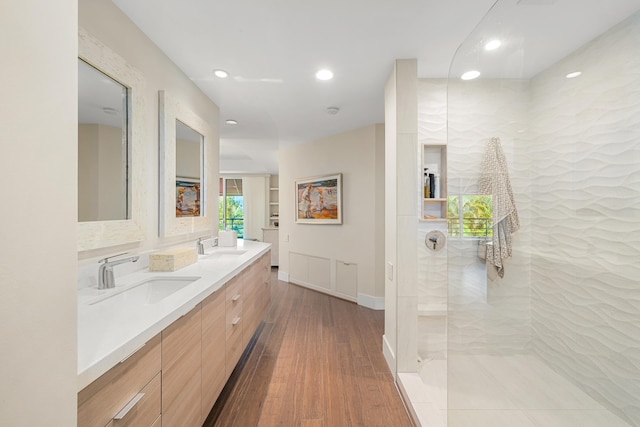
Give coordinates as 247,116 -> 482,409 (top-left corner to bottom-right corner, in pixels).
203,269 -> 413,427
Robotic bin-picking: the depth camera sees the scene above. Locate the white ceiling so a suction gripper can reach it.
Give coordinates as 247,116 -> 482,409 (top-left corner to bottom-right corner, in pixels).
112,0 -> 640,175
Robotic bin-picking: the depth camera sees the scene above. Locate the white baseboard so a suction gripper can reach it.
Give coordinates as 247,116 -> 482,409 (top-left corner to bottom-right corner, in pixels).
357,293 -> 385,310
383,334 -> 396,374
277,270 -> 289,282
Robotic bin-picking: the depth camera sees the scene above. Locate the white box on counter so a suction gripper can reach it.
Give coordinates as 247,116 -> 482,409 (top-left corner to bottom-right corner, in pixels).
218,230 -> 238,247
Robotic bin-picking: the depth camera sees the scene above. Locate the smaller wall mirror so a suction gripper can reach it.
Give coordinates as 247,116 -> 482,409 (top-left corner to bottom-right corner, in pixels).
175,120 -> 204,217
159,91 -> 215,237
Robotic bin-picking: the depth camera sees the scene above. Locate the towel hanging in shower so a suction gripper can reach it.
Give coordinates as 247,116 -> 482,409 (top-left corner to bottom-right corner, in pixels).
479,137 -> 520,279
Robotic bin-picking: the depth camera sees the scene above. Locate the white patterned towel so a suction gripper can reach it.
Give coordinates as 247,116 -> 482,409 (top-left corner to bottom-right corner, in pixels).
479,137 -> 520,278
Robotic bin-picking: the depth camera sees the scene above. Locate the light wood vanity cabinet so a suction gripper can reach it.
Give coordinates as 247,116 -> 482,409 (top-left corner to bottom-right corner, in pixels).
225,271 -> 245,377
77,334 -> 161,427
79,250 -> 272,427
162,305 -> 202,427
260,252 -> 272,315
243,254 -> 272,348
201,288 -> 226,418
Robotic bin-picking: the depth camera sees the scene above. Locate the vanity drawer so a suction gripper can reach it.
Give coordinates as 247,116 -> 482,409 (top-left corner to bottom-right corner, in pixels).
202,289 -> 226,416
105,372 -> 161,427
260,252 -> 271,279
226,311 -> 244,376
78,334 -> 161,427
226,301 -> 243,334
225,273 -> 244,306
162,305 -> 202,427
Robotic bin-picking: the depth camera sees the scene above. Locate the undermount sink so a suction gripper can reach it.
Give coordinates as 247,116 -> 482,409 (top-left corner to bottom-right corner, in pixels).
216,249 -> 248,255
202,249 -> 248,257
89,276 -> 200,306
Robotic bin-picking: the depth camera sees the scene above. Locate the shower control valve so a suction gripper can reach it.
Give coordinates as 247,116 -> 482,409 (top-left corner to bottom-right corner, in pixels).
425,230 -> 446,252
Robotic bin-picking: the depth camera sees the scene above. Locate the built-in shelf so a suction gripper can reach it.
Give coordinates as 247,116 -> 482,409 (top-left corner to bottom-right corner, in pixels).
422,143 -> 447,221
268,176 -> 279,226
419,218 -> 448,223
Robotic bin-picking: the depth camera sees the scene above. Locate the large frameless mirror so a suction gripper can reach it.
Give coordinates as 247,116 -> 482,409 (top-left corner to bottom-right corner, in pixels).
78,27 -> 145,251
78,59 -> 130,222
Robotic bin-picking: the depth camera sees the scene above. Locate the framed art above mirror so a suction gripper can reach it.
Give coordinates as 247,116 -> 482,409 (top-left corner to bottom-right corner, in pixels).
159,90 -> 215,237
78,27 -> 146,251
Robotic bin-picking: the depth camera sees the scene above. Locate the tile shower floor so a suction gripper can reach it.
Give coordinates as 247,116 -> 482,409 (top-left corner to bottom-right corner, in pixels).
399,355 -> 632,427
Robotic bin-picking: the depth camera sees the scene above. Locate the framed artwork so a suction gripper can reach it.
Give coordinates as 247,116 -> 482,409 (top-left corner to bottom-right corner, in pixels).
176,178 -> 201,217
295,173 -> 342,224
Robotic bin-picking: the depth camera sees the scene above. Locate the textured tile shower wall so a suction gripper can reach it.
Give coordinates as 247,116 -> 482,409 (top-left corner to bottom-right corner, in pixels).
529,13 -> 640,425
417,10 -> 639,425
418,78 -> 533,355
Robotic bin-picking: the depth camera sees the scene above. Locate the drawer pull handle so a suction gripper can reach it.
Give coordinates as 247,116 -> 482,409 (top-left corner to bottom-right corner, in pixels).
232,316 -> 241,326
232,294 -> 241,302
114,392 -> 145,420
180,304 -> 198,318
119,342 -> 146,364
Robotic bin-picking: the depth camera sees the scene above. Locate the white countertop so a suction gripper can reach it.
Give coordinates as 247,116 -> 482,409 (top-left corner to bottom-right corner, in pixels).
77,240 -> 270,391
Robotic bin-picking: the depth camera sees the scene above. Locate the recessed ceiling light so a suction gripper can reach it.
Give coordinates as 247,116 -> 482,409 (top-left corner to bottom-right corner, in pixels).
565,71 -> 582,79
102,107 -> 118,115
461,70 -> 481,80
315,69 -> 334,81
213,69 -> 229,78
225,119 -> 238,125
326,107 -> 340,115
485,40 -> 502,51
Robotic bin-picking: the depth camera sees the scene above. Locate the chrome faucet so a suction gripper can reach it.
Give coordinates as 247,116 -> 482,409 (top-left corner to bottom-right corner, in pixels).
197,237 -> 206,255
98,253 -> 139,290
197,236 -> 218,254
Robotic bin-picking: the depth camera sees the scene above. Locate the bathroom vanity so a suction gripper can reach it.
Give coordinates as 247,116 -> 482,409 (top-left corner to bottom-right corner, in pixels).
77,241 -> 271,427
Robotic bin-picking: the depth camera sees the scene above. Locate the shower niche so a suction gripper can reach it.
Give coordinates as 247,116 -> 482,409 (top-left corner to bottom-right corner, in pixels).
421,142 -> 447,222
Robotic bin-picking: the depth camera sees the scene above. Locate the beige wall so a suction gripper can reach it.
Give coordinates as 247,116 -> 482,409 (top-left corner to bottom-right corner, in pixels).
279,124 -> 385,305
78,0 -> 220,260
78,124 -> 126,221
0,0 -> 78,425
176,138 -> 202,180
78,124 -> 100,220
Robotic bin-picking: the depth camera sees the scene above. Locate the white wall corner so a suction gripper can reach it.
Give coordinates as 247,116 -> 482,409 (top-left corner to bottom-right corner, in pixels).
383,334 -> 397,375
357,293 -> 385,310
277,270 -> 290,282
